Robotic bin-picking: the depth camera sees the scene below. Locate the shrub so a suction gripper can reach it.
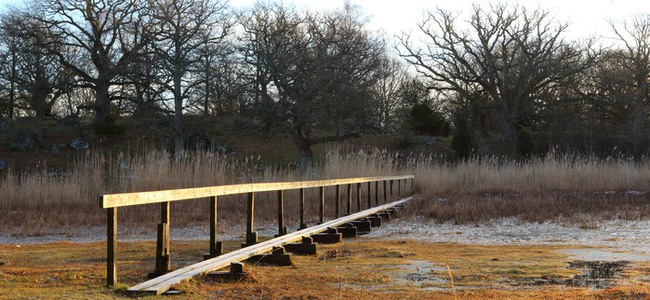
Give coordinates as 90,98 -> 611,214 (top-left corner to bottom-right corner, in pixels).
94,116 -> 125,136
410,104 -> 450,136
451,115 -> 474,159
516,128 -> 536,158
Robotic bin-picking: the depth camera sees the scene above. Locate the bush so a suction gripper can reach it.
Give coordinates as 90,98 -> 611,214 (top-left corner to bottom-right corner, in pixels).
94,116 -> 125,136
516,128 -> 536,158
410,104 -> 450,136
452,115 -> 474,159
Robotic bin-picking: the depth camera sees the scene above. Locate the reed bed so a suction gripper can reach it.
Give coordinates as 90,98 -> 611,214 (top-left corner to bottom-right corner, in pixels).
1,147 -> 650,236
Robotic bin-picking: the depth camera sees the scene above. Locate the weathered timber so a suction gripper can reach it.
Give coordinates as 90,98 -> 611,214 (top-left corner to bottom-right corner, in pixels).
203,242 -> 223,260
206,262 -> 247,282
277,191 -> 286,236
102,175 -> 415,208
248,247 -> 292,266
107,207 -> 117,286
311,227 -> 343,244
299,188 -> 306,229
127,197 -> 412,295
336,223 -> 358,238
284,236 -> 317,255
208,196 -> 220,257
368,214 -> 382,227
351,220 -> 372,233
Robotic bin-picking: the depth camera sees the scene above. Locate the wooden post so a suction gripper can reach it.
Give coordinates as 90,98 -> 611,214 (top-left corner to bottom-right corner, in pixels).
155,202 -> 170,274
390,180 -> 394,197
319,186 -> 325,224
277,190 -> 286,236
383,180 -> 388,202
299,188 -> 306,229
356,183 -> 361,212
107,207 -> 117,286
367,182 -> 372,208
398,179 -> 402,196
335,185 -> 341,218
209,196 -> 221,256
346,184 -> 352,215
375,181 -> 379,206
246,192 -> 257,245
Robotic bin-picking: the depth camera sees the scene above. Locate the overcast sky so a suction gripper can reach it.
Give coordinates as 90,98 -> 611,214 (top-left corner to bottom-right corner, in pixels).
0,0 -> 646,41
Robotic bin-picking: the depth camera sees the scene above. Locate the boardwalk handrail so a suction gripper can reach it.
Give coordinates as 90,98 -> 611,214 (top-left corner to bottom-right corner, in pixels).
102,175 -> 414,208
102,174 -> 415,287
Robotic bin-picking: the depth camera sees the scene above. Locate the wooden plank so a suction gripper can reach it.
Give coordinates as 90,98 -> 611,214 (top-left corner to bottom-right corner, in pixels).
102,175 -> 414,208
127,197 -> 413,294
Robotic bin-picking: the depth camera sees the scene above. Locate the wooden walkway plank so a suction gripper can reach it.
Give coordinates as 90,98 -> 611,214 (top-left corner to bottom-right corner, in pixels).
127,197 -> 413,295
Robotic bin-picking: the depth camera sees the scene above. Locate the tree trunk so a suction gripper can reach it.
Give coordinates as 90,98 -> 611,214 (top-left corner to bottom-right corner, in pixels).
173,65 -> 184,156
632,79 -> 647,157
291,125 -> 314,170
94,81 -> 110,125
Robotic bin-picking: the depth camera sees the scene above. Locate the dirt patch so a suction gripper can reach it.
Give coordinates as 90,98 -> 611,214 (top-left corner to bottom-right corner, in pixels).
565,260 -> 630,288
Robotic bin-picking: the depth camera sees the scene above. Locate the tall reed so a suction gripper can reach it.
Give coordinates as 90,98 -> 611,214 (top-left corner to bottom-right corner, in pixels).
2,147 -> 650,235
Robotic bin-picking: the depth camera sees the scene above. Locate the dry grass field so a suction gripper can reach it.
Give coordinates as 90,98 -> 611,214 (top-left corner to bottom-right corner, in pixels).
1,238 -> 649,299
2,147 -> 650,298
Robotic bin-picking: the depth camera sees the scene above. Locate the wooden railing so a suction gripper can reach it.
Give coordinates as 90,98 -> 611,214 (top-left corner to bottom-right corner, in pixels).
101,175 -> 415,286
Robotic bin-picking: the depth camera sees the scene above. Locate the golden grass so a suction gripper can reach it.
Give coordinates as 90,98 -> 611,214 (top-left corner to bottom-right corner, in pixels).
2,147 -> 650,235
1,239 -> 649,299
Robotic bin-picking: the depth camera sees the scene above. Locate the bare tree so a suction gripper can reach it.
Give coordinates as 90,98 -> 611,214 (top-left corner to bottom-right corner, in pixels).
609,13 -> 650,156
399,4 -> 591,154
36,0 -> 155,125
372,58 -> 409,133
0,9 -> 72,118
149,0 -> 233,154
240,3 -> 386,169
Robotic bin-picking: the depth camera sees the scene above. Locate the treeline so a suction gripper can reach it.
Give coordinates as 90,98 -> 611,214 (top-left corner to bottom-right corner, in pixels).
0,0 -> 648,166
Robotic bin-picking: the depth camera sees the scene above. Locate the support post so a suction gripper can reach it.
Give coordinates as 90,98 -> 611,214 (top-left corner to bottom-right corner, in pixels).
277,190 -> 286,236
383,180 -> 388,202
375,181 -> 379,206
390,180 -> 394,197
367,182 -> 372,208
356,183 -> 361,212
209,196 -> 221,257
107,207 -> 117,286
346,184 -> 352,215
299,188 -> 306,229
246,192 -> 257,245
398,179 -> 402,196
335,185 -> 341,218
155,202 -> 170,274
319,186 -> 325,224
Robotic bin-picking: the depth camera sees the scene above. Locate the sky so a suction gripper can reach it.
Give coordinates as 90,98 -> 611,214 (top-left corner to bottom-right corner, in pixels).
0,0 -> 646,41
233,0 -> 648,41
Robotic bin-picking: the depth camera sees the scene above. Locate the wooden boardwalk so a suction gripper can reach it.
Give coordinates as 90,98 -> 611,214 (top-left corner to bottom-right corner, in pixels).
128,197 -> 412,295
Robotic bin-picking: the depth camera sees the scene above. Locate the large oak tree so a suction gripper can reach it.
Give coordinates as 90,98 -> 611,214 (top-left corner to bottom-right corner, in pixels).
399,4 -> 592,154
